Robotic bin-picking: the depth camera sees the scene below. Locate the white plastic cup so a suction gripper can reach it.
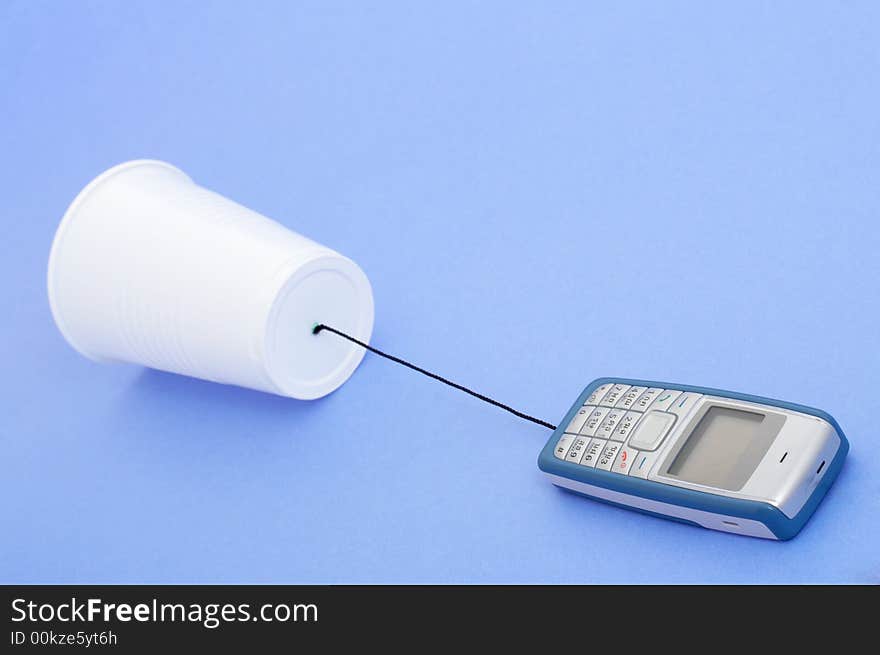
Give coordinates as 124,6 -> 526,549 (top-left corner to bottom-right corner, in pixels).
48,160 -> 374,399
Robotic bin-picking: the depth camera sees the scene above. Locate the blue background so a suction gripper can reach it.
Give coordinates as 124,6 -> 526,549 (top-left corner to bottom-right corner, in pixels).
2,2 -> 878,584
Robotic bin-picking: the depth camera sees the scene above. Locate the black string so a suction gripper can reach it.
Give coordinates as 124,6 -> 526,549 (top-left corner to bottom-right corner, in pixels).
313,323 -> 557,431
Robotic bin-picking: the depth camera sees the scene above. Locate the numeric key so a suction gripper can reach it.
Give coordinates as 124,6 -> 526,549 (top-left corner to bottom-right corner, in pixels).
554,435 -> 576,459
585,383 -> 614,406
633,388 -> 664,411
599,384 -> 631,407
580,439 -> 607,468
616,386 -> 647,410
565,437 -> 590,464
581,406 -> 611,437
595,408 -> 627,440
597,442 -> 623,470
613,411 -> 642,441
564,405 -> 594,435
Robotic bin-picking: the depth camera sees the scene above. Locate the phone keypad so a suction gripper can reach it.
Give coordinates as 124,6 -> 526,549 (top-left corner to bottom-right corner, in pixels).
553,384 -> 704,479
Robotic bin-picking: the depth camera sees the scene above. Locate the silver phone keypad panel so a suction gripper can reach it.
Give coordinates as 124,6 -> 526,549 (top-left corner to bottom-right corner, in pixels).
553,383 -> 703,478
